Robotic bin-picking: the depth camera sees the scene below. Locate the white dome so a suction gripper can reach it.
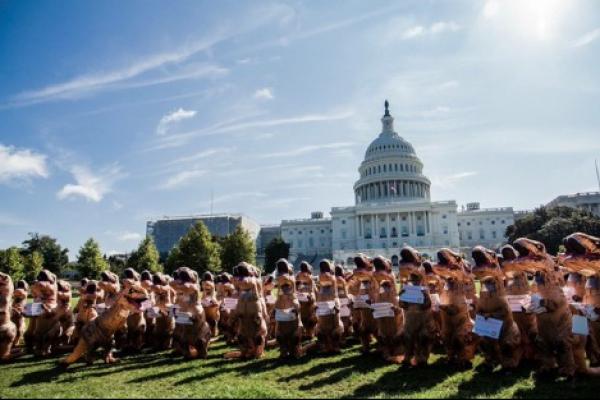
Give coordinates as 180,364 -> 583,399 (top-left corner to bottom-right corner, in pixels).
354,101 -> 430,205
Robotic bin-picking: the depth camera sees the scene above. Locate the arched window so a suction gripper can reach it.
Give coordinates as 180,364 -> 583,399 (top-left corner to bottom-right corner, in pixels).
380,227 -> 387,238
391,255 -> 399,267
391,227 -> 398,237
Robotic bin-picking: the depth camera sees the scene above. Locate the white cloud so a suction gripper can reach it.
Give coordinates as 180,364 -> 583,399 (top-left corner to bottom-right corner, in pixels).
431,171 -> 478,189
573,28 -> 600,48
160,169 -> 207,190
156,108 -> 197,135
117,232 -> 142,242
0,144 -> 49,183
57,165 -> 123,202
253,88 -> 274,100
402,21 -> 461,40
258,142 -> 356,159
482,1 -> 500,19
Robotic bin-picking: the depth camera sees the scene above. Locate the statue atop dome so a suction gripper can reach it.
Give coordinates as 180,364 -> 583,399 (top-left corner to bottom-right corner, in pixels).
381,99 -> 394,133
384,100 -> 390,117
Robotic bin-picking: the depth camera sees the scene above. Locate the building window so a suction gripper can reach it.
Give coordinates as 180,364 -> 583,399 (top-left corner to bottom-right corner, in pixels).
342,220 -> 346,225
492,231 -> 497,239
442,215 -> 447,219
391,227 -> 398,237
491,220 -> 496,225
309,238 -> 314,248
341,230 -> 347,239
380,228 -> 387,238
467,222 -> 471,226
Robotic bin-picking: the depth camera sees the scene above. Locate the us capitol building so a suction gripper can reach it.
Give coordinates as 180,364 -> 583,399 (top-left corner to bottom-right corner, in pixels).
279,101 -> 515,266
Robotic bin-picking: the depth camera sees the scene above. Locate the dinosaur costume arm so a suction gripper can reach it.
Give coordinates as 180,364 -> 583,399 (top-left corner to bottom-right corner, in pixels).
421,291 -> 432,310
440,304 -> 459,316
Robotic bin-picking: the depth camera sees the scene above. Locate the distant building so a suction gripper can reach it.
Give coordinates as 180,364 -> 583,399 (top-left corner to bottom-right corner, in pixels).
456,202 -> 515,250
255,225 -> 282,265
546,191 -> 600,217
147,214 -> 261,257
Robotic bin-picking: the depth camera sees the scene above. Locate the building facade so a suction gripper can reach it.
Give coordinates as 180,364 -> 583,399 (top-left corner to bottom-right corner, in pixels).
280,102 -> 515,267
147,214 -> 261,257
456,203 -> 515,250
546,192 -> 600,217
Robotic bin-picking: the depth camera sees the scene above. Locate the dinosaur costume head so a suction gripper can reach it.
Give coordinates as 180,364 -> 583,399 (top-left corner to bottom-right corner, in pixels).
318,260 -> 337,295
276,259 -> 295,295
99,271 -> 120,294
56,280 -> 72,305
201,272 -> 216,295
116,283 -> 149,313
122,268 -> 141,289
434,248 -> 468,280
296,262 -> 314,293
353,253 -> 374,280
140,270 -> 153,291
399,246 -> 422,282
479,275 -> 506,299
504,238 -> 554,274
234,262 -> 261,300
0,272 -> 14,297
471,246 -> 503,280
563,232 -> 600,277
33,269 -> 58,304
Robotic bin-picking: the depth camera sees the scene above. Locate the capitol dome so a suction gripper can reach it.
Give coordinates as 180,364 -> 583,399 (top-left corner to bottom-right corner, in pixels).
354,101 -> 431,205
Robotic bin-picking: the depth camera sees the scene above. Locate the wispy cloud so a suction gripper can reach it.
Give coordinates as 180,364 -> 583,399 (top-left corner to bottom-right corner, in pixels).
573,27 -> 600,48
258,142 -> 356,159
151,109 -> 354,150
156,108 -> 197,135
57,164 -> 124,202
0,213 -> 27,227
160,169 -> 207,190
431,171 -> 478,189
163,147 -> 235,168
254,88 -> 274,100
402,21 -> 461,40
0,144 -> 49,184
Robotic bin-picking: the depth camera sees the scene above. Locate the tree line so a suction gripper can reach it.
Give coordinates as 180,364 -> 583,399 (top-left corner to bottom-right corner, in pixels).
0,221 -> 291,281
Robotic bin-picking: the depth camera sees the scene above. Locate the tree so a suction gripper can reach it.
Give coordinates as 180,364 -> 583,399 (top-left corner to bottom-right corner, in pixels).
264,238 -> 290,274
23,251 -> 44,282
0,247 -> 25,282
127,236 -> 162,273
169,222 -> 221,275
21,233 -> 69,275
220,226 -> 257,273
164,245 -> 183,275
108,254 -> 127,276
506,206 -> 600,254
76,238 -> 109,279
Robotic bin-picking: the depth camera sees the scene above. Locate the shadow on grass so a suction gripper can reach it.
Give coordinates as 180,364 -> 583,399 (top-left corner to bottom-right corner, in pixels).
451,363 -> 532,398
350,358 -> 459,398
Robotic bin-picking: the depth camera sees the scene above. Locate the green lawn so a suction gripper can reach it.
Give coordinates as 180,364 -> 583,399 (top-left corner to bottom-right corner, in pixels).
1,339 -> 599,399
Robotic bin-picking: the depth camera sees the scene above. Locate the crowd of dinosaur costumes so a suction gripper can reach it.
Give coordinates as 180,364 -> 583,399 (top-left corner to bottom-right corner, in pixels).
2,232 -> 600,380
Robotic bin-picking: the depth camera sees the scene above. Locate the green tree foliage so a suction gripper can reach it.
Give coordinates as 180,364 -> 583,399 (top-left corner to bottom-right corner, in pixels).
127,236 -> 162,273
76,238 -> 109,279
0,247 -> 25,282
506,206 -> 600,254
220,226 -> 257,273
21,233 -> 69,275
264,237 -> 290,274
108,255 -> 127,276
23,251 -> 44,282
167,222 -> 221,275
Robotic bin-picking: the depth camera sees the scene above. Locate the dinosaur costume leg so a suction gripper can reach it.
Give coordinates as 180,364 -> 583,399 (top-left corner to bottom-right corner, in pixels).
556,339 -> 576,378
61,340 -> 88,365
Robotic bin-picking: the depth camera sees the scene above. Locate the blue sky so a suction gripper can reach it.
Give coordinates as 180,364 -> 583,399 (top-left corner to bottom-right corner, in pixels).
1,0 -> 600,257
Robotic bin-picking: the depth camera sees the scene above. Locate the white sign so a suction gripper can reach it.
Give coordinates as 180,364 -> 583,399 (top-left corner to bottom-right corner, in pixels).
297,292 -> 310,303
585,305 -> 600,322
175,311 -> 193,325
266,295 -> 276,305
140,300 -> 153,312
430,294 -> 441,312
316,301 -> 335,317
506,295 -> 530,313
340,306 -> 351,318
168,304 -> 179,317
400,286 -> 425,305
146,307 -> 160,319
563,287 -> 577,303
201,298 -> 216,308
95,303 -> 107,315
373,308 -> 395,319
473,315 -> 503,339
353,294 -> 370,309
339,298 -> 350,306
275,308 -> 297,322
573,315 -> 589,336
24,302 -> 43,317
525,294 -> 547,314
222,297 -> 238,311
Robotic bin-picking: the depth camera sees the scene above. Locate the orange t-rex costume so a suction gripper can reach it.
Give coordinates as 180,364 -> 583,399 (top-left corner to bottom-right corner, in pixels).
30,270 -> 59,357
11,280 -> 28,348
372,256 -> 403,363
201,272 -> 220,338
349,254 -> 377,354
314,260 -> 344,354
334,265 -> 353,340
150,273 -> 175,350
274,259 -> 303,359
296,262 -> 317,341
0,272 -> 17,362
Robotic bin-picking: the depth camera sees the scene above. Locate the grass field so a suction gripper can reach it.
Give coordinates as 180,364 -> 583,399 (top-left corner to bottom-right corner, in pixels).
2,339 -> 600,399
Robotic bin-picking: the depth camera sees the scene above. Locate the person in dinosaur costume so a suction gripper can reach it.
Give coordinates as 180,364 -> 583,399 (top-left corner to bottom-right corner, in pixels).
563,232 -> 600,367
422,260 -> 443,346
433,248 -> 478,369
511,237 -> 600,380
30,269 -> 59,356
170,267 -> 212,359
500,244 -> 538,363
398,246 -> 422,284
0,272 -> 17,362
11,280 -> 28,348
372,256 -> 403,363
274,259 -> 303,359
313,260 -> 344,354
201,272 -> 220,338
263,275 -> 277,341
140,270 -> 156,347
216,272 -> 238,345
349,253 -> 378,354
334,265 -> 353,340
150,273 -> 175,350
226,262 -> 268,360
119,268 -> 146,352
296,262 -> 318,340
48,280 -> 75,351
471,246 -> 522,372
60,282 -> 149,366
98,271 -> 120,308
72,280 -> 101,344
399,248 -> 437,367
